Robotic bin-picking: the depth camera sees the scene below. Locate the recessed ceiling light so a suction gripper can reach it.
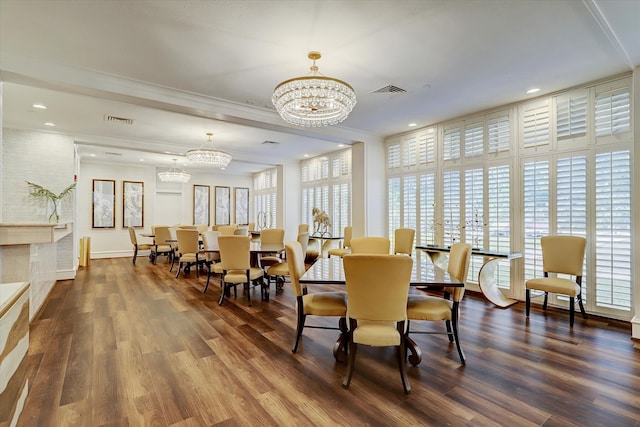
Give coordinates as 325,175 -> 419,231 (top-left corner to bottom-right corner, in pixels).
44,122 -> 56,126
32,104 -> 47,109
526,88 -> 540,94
139,159 -> 145,162
89,154 -> 97,157
408,123 -> 417,127
338,144 -> 345,148
303,154 -> 309,157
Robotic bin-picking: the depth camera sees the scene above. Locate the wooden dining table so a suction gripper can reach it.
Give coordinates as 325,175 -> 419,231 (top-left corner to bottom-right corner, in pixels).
300,256 -> 463,366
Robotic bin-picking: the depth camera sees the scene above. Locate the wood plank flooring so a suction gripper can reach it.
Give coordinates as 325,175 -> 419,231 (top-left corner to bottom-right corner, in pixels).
18,256 -> 640,426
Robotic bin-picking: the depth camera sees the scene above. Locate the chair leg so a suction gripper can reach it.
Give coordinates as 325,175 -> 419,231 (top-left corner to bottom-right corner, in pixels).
570,297 -> 575,328
132,246 -> 138,264
525,289 -> 531,317
577,293 -> 587,319
175,262 -> 182,278
204,262 -> 212,294
542,292 -> 549,310
218,281 -> 227,306
451,312 -> 466,364
397,322 -> 411,394
342,319 -> 358,389
292,303 -> 306,353
445,320 -> 454,342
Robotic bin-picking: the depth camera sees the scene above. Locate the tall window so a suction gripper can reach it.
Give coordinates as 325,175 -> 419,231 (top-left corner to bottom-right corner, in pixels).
253,168 -> 277,229
386,76 -> 633,319
301,149 -> 351,235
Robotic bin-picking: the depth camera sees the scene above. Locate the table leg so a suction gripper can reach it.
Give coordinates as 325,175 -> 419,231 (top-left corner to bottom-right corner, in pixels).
478,257 -> 517,308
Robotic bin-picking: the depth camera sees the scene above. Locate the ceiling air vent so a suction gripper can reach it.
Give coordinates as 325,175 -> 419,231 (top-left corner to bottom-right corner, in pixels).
371,84 -> 407,94
104,151 -> 123,157
261,140 -> 280,146
104,114 -> 135,125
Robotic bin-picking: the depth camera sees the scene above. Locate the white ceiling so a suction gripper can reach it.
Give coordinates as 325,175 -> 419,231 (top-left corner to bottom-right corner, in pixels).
1,0 -> 639,175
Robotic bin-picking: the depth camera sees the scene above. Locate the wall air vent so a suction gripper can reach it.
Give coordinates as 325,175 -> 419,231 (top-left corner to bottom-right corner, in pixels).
371,84 -> 407,94
104,115 -> 135,125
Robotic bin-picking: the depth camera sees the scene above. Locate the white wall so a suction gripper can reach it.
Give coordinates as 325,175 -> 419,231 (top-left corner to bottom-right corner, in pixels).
78,160 -> 252,258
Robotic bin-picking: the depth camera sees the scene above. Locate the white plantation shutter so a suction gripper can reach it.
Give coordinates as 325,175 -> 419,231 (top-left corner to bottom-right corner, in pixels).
253,168 -> 277,227
443,171 -> 461,246
594,151 -> 631,310
419,174 -> 436,245
488,115 -> 510,153
556,91 -> 587,140
464,122 -> 484,158
522,100 -> 550,147
556,156 -> 587,236
418,128 -> 436,165
387,143 -> 401,169
523,160 -> 549,280
443,127 -> 461,160
403,176 -> 417,230
595,89 -> 630,137
465,168 -> 484,281
388,177 -> 401,238
402,134 -> 418,167
487,164 -> 511,288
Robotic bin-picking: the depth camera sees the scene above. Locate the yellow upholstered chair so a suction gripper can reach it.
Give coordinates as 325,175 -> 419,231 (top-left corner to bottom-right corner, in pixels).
217,225 -> 237,235
234,226 -> 248,236
217,235 -> 266,306
406,242 -> 471,364
286,240 -> 347,353
266,232 -> 310,289
258,228 -> 285,268
526,235 -> 587,327
195,224 -> 209,234
174,229 -> 204,278
349,237 -> 390,254
202,231 -> 222,293
248,222 -> 256,232
298,224 -> 309,234
128,226 -> 152,265
177,225 -> 197,230
394,228 -> 415,256
327,226 -> 352,258
151,226 -> 176,264
342,254 -> 413,393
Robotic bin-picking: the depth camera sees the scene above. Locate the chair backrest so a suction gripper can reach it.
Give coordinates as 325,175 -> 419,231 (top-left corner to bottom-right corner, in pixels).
128,226 -> 138,245
248,222 -> 256,232
195,224 -> 209,234
343,254 -> 413,322
285,241 -> 306,297
349,237 -> 390,254
394,228 -> 415,255
343,226 -> 353,247
176,229 -> 200,255
218,225 -> 237,235
151,224 -> 170,236
155,226 -> 172,245
202,231 -> 220,251
217,235 -> 251,270
178,225 -> 198,230
297,232 -> 310,256
447,243 -> 472,301
234,226 -> 248,236
260,228 -> 285,245
541,235 -> 586,277
298,224 -> 309,234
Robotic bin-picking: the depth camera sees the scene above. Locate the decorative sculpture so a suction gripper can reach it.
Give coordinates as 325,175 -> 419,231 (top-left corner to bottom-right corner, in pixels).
312,207 -> 332,237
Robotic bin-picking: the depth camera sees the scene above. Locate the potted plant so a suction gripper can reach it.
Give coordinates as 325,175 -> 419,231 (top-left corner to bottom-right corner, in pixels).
26,181 -> 76,223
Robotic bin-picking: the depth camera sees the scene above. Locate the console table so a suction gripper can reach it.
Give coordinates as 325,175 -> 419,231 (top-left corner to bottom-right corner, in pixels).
416,245 -> 522,308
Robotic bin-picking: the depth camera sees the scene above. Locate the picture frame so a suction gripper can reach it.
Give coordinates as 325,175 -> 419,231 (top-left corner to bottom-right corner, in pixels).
193,184 -> 210,225
215,186 -> 230,225
122,180 -> 144,228
92,179 -> 116,228
234,187 -> 249,225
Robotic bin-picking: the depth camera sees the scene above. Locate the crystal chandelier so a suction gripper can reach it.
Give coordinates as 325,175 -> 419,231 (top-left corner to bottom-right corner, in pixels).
186,133 -> 232,169
272,51 -> 357,127
158,159 -> 191,183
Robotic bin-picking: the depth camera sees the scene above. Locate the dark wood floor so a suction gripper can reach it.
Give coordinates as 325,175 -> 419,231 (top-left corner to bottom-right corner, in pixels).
18,256 -> 640,426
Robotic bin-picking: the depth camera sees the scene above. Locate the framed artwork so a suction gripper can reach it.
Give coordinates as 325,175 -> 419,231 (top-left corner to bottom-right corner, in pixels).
215,186 -> 230,225
92,179 -> 115,228
193,184 -> 210,225
234,187 -> 249,225
123,181 -> 144,228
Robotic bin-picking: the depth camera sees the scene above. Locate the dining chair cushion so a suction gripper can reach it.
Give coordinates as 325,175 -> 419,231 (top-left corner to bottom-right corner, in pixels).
303,292 -> 347,316
525,277 -> 581,296
406,295 -> 453,320
224,268 -> 264,283
352,320 -> 402,346
267,262 -> 289,276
